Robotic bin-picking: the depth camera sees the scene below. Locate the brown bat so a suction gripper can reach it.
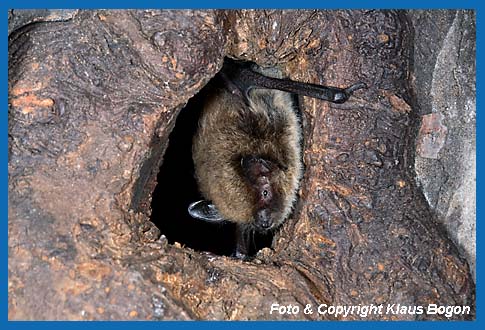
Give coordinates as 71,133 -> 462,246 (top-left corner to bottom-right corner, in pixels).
189,58 -> 365,259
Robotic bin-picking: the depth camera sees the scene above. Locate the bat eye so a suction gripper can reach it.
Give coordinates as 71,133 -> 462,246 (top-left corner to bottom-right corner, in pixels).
260,184 -> 272,202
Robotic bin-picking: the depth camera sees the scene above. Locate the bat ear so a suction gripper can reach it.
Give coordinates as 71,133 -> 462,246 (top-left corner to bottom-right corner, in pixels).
188,200 -> 225,222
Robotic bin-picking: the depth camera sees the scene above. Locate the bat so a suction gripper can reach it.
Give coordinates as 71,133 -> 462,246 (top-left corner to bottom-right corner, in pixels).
188,57 -> 365,259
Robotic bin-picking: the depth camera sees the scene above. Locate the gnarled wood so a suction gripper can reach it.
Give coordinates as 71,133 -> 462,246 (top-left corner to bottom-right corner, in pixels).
8,10 -> 474,320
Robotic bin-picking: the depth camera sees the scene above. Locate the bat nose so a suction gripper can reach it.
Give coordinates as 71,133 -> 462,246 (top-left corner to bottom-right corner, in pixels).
255,209 -> 272,230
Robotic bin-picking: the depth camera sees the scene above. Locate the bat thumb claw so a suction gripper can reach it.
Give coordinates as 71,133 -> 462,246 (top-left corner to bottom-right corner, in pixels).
345,82 -> 367,94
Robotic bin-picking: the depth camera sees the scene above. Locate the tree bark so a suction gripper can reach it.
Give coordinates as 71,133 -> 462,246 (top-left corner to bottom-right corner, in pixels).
8,10 -> 474,320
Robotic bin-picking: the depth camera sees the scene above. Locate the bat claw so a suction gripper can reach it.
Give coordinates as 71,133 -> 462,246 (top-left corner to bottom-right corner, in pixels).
345,82 -> 367,94
332,82 -> 367,103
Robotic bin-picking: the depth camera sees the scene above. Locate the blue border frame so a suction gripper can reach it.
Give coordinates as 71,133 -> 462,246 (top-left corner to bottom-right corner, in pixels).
3,0 -> 480,328
0,0 -> 478,9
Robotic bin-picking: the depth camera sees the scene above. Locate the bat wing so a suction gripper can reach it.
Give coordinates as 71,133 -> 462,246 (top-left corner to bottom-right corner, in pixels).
219,57 -> 366,104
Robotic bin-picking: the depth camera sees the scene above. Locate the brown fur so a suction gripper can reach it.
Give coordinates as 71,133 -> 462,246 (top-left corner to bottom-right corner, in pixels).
192,85 -> 303,228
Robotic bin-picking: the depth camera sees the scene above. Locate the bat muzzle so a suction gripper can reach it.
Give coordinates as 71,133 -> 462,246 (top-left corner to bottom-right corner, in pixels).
254,209 -> 272,231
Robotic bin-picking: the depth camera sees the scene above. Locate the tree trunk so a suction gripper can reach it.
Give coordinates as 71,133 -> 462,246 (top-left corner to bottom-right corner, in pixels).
8,9 -> 474,320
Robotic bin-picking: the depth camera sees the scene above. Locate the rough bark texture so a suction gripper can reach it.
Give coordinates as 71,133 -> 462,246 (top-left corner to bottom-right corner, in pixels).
8,10 -> 475,320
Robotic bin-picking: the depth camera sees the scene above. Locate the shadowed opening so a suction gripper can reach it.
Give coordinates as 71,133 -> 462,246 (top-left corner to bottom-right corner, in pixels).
150,80 -> 273,257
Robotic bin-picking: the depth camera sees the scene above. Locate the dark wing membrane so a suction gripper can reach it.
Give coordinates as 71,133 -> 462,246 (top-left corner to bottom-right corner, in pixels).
219,58 -> 366,104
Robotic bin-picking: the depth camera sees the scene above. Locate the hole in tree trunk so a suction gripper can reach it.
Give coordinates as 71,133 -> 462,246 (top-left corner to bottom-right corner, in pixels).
150,79 -> 274,258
